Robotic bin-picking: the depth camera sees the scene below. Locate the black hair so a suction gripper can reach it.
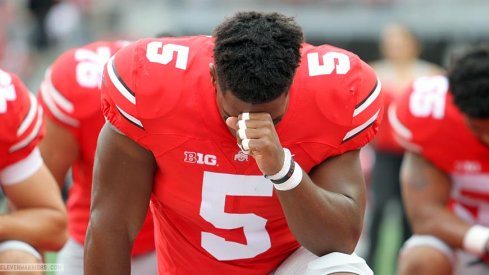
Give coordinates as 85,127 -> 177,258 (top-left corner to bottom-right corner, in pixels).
449,45 -> 489,118
212,11 -> 304,104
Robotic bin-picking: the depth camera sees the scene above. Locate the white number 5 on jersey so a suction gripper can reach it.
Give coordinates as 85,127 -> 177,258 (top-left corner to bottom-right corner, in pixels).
307,51 -> 350,76
200,172 -> 273,261
146,41 -> 189,70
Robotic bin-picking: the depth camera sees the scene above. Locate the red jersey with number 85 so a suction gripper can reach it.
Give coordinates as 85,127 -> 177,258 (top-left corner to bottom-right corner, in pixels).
101,36 -> 382,274
390,75 -> 489,228
37,41 -> 155,255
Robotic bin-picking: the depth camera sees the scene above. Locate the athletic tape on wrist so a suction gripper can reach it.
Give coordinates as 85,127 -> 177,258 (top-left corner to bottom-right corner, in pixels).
463,225 -> 489,256
273,161 -> 303,191
265,148 -> 292,180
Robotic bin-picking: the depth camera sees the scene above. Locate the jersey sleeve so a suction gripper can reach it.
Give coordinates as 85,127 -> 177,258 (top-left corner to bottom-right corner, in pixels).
388,75 -> 450,154
100,37 -> 199,148
100,40 -> 148,145
336,58 -> 383,154
0,70 -> 44,185
37,42 -> 114,137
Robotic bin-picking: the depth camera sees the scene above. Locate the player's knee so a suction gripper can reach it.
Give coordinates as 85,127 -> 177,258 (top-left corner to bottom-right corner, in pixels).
0,249 -> 42,275
397,246 -> 452,275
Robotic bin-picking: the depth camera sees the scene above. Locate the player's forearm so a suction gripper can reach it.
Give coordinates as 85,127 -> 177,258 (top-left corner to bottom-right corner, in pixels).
0,208 -> 67,251
401,152 -> 470,249
39,118 -> 80,188
84,217 -> 133,275
276,174 -> 363,256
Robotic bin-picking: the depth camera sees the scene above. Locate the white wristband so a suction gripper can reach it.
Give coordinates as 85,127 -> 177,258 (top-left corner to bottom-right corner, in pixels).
463,225 -> 489,256
273,161 -> 303,191
265,148 -> 292,180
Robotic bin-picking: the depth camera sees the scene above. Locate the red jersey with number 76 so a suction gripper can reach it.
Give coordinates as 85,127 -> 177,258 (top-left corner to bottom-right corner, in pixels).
101,36 -> 382,274
37,41 -> 155,255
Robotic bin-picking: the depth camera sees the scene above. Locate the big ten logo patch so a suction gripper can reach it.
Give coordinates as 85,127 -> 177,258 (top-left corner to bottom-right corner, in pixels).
184,151 -> 217,166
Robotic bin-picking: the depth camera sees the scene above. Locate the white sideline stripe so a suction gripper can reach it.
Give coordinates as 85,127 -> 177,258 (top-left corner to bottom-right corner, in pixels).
353,79 -> 381,117
107,56 -> 136,104
17,93 -> 38,136
388,104 -> 412,140
116,105 -> 143,128
40,81 -> 79,127
9,108 -> 43,153
0,148 -> 43,185
44,68 -> 74,113
343,109 -> 380,141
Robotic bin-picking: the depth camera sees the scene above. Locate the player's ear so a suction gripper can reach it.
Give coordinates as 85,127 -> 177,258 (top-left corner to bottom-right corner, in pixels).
209,63 -> 217,86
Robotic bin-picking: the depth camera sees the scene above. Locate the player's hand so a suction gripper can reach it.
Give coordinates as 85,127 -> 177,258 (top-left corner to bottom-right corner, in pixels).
226,113 -> 284,176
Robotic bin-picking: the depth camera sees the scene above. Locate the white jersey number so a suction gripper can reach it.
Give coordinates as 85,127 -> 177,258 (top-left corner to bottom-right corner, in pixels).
145,43 -> 351,78
200,172 -> 273,260
307,51 -> 351,76
0,70 -> 16,113
146,41 -> 189,70
75,47 -> 112,89
409,76 -> 448,119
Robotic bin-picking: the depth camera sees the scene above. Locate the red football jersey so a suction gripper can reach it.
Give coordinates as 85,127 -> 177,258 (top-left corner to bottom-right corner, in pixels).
0,68 -> 44,185
371,84 -> 404,154
37,41 -> 155,255
101,36 -> 382,274
390,75 -> 489,227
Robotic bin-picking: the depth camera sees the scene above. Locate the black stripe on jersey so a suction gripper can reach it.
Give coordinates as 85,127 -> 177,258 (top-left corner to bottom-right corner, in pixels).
341,120 -> 376,144
116,108 -> 144,130
111,59 -> 135,96
355,80 -> 379,109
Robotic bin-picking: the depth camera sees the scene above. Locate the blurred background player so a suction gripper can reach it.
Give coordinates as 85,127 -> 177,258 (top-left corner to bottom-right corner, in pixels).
365,22 -> 444,271
85,11 -> 382,275
37,40 -> 157,275
390,45 -> 489,275
0,68 -> 67,274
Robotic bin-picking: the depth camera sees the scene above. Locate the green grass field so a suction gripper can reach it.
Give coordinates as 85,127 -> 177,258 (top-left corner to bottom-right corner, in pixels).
374,216 -> 402,275
44,252 -> 57,275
